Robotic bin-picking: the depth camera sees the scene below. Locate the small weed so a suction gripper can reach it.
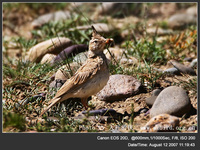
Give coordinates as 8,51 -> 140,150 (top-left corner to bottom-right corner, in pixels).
158,21 -> 168,29
173,76 -> 197,96
123,37 -> 167,65
3,109 -> 26,132
31,15 -> 91,45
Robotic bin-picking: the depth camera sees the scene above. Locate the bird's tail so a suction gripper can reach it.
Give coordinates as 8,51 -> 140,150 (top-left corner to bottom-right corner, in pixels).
39,97 -> 61,117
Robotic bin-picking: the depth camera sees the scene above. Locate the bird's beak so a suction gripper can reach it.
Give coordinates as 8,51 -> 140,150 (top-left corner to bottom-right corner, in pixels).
106,38 -> 114,44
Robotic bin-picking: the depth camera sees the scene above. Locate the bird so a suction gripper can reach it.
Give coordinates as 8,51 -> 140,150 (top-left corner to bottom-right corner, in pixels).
40,26 -> 113,117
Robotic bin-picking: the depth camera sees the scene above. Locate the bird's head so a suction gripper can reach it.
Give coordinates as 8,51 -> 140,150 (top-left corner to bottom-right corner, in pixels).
89,26 -> 113,53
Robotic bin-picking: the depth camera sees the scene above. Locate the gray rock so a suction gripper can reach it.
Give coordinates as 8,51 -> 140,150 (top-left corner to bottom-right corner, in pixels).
73,52 -> 88,64
186,6 -> 197,16
168,13 -> 196,29
31,11 -> 72,28
170,60 -> 196,75
184,57 -> 193,62
49,80 -> 66,96
146,96 -> 157,107
153,67 -> 182,76
50,44 -> 88,65
145,89 -> 162,107
96,74 -> 142,102
163,67 -> 180,75
152,89 -> 162,96
150,86 -> 191,117
138,108 -> 149,114
189,58 -> 197,68
49,79 -> 66,88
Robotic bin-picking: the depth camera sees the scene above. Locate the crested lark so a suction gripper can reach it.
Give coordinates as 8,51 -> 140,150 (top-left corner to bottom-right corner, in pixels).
40,26 -> 113,117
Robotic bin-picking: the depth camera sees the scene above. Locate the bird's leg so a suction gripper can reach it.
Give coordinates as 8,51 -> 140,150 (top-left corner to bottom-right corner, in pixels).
81,98 -> 88,109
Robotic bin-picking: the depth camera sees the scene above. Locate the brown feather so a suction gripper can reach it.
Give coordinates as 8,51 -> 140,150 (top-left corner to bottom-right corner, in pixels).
54,56 -> 103,99
40,56 -> 103,116
39,97 -> 61,117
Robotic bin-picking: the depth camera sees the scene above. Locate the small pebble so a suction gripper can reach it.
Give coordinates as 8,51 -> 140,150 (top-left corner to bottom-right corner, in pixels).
170,60 -> 196,76
163,67 -> 180,75
49,79 -> 66,89
145,88 -> 162,107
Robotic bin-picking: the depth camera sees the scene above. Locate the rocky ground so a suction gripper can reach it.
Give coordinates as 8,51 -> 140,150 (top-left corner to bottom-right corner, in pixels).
3,3 -> 197,133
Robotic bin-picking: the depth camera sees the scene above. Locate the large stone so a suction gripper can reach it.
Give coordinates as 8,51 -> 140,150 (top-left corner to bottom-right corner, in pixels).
69,23 -> 114,34
28,37 -> 72,63
186,5 -> 197,16
50,44 -> 88,65
139,114 -> 179,132
31,11 -> 72,28
168,13 -> 196,29
96,74 -> 142,102
150,86 -> 191,117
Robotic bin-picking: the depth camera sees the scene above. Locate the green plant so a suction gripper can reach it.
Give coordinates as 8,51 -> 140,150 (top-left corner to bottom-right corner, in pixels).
3,109 -> 26,132
173,76 -> 197,96
31,15 -> 91,45
124,38 -> 167,64
130,60 -> 163,91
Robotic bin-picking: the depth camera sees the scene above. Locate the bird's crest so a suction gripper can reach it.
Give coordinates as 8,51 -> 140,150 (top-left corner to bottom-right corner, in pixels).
91,25 -> 99,37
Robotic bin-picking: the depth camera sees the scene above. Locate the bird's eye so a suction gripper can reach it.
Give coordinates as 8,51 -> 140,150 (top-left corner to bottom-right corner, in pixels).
94,40 -> 98,43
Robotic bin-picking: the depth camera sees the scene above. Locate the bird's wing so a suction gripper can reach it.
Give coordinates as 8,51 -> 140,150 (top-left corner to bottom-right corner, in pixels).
54,56 -> 103,98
